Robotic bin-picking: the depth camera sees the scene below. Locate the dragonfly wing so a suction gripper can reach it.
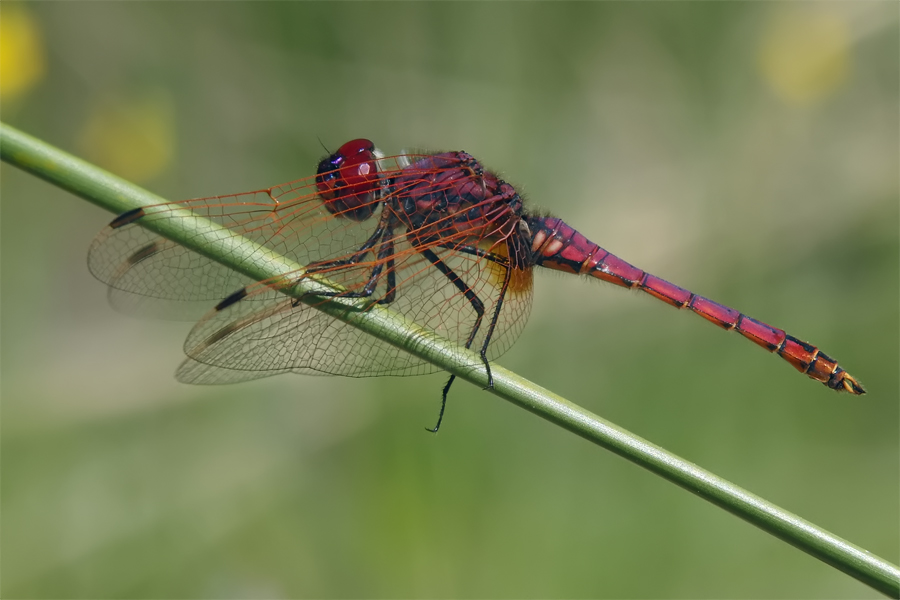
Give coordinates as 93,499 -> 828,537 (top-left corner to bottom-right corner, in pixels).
175,357 -> 292,385
89,220 -> 253,320
177,282 -> 437,383
174,232 -> 534,383
87,183 -> 381,319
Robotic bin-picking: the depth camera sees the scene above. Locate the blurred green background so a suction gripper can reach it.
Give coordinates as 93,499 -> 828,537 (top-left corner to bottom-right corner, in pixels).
2,2 -> 897,598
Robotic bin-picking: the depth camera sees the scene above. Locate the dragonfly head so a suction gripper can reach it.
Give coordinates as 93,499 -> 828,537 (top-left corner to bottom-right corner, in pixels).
316,139 -> 383,222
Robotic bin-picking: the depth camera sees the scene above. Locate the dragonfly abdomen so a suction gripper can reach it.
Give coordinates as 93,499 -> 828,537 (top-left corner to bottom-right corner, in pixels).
526,216 -> 865,395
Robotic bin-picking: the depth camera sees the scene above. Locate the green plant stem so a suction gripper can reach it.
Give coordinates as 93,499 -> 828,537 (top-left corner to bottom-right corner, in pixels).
2,122 -> 897,598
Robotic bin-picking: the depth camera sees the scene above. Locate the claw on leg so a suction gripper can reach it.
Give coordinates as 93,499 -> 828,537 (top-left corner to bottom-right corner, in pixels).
426,375 -> 454,433
482,355 -> 494,391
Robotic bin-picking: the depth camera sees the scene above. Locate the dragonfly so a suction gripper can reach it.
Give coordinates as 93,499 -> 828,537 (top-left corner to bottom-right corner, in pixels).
88,139 -> 865,431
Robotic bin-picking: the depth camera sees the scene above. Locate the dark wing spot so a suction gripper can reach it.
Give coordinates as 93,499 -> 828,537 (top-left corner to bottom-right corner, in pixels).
109,207 -> 146,229
126,242 -> 162,266
203,321 -> 243,348
215,287 -> 248,311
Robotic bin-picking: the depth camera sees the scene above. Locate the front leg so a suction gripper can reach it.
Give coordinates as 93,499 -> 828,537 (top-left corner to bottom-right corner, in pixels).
293,225 -> 397,305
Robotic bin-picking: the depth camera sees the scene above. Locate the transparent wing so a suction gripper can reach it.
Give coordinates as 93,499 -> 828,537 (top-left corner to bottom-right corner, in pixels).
87,157 -> 420,319
177,228 -> 533,383
88,192 -> 272,319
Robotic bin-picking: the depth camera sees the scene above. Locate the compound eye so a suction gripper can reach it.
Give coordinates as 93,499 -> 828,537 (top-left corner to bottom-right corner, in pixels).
315,139 -> 380,221
337,138 -> 376,160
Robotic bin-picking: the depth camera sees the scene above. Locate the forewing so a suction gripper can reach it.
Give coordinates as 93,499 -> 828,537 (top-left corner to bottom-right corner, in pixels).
87,178 -> 387,319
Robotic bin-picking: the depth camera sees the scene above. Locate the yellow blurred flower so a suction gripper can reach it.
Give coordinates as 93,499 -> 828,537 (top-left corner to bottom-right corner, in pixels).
0,3 -> 46,100
78,93 -> 176,183
759,8 -> 850,105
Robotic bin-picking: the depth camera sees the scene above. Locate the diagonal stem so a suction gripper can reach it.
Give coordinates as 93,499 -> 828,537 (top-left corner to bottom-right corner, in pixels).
2,121 -> 897,598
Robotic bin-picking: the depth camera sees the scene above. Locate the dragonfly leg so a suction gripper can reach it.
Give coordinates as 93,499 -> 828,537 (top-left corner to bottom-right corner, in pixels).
420,248 -> 488,433
437,242 -> 516,391
476,258 -> 512,391
427,375 -> 455,434
303,213 -> 391,273
438,242 -> 511,268
295,225 -> 397,304
377,251 -> 397,305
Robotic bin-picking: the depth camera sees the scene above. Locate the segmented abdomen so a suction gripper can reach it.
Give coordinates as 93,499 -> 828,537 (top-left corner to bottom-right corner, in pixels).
526,216 -> 865,395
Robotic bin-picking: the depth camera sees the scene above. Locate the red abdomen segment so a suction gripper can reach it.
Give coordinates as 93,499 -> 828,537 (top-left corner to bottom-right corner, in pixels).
527,217 -> 865,394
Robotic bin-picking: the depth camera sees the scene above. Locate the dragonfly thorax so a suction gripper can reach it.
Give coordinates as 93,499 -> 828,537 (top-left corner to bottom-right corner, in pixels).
386,151 -> 524,251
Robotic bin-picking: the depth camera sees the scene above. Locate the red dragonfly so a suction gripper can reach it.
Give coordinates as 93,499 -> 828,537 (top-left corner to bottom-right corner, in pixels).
89,139 -> 865,430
